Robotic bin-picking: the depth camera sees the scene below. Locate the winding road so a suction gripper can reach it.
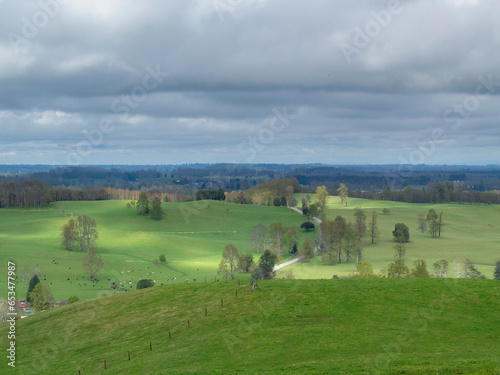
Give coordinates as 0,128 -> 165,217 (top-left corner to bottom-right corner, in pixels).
272,207 -> 322,271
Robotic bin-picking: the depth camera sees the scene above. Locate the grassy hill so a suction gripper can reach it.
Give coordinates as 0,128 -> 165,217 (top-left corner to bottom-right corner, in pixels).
1,279 -> 499,374
0,200 -> 307,301
281,195 -> 500,279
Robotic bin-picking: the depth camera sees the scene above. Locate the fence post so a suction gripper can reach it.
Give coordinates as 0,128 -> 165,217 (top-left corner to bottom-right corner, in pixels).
188,319 -> 190,328
205,308 -> 207,317
150,342 -> 152,351
235,290 -> 237,298
169,331 -> 171,339
128,351 -> 130,361
221,298 -> 223,307
104,360 -> 107,370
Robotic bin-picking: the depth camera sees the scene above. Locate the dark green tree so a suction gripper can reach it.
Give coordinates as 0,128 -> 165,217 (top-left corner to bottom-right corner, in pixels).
300,222 -> 315,232
393,223 -> 410,242
159,254 -> 166,264
494,261 -> 500,280
137,192 -> 149,215
151,197 -> 163,220
258,250 -> 277,279
353,207 -> 367,240
26,274 -> 40,303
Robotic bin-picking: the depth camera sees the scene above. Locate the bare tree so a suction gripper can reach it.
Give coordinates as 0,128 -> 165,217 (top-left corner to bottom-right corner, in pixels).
82,246 -> 103,282
369,211 -> 379,244
217,244 -> 239,280
249,223 -> 267,253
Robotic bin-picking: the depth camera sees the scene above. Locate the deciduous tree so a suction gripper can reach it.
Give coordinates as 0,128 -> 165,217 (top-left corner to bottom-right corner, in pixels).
433,259 -> 449,278
82,246 -> 103,282
151,197 -> 163,220
337,183 -> 348,207
315,185 -> 329,212
77,215 -> 98,253
369,211 -> 379,244
411,259 -> 430,278
61,218 -> 78,251
387,259 -> 409,278
217,244 -> 239,280
137,192 -> 149,215
249,223 -> 267,253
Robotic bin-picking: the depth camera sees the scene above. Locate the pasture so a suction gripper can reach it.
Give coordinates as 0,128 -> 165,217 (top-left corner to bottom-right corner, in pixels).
1,279 -> 499,374
0,200 -> 305,301
279,195 -> 500,279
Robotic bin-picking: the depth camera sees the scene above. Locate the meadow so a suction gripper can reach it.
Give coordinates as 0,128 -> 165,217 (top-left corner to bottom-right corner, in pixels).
277,195 -> 500,280
1,279 -> 499,374
1,196 -> 499,302
0,200 -> 306,301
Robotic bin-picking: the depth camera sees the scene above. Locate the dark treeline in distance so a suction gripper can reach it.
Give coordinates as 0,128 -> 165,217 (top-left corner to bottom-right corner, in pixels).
0,164 -> 499,208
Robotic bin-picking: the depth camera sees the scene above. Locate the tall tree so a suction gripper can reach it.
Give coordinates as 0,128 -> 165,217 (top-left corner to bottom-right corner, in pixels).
343,222 -> 358,264
315,185 -> 329,213
393,239 -> 407,259
217,244 -> 239,280
26,274 -> 41,303
493,260 -> 500,280
77,215 -> 98,253
337,183 -> 349,207
353,207 -> 367,240
369,211 -> 379,244
433,259 -> 449,278
61,218 -> 78,251
417,213 -> 427,233
299,237 -> 314,262
321,221 -> 337,265
137,192 -> 149,215
249,223 -> 267,253
82,246 -> 103,282
28,283 -> 54,312
151,197 -> 163,220
427,209 -> 439,238
269,223 -> 285,255
283,226 -> 299,256
438,212 -> 444,237
258,249 -> 277,279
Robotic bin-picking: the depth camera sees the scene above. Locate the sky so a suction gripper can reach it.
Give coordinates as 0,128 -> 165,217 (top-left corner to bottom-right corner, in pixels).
0,0 -> 499,166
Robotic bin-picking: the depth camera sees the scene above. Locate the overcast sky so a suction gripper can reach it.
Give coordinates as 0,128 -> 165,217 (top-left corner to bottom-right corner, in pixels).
1,0 -> 499,166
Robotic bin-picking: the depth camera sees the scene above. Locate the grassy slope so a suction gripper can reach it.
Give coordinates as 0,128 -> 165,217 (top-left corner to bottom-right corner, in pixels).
1,279 -> 499,374
280,195 -> 500,279
0,201 -> 306,301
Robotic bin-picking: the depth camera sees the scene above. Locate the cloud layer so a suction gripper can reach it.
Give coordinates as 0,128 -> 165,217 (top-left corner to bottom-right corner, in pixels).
1,0 -> 499,165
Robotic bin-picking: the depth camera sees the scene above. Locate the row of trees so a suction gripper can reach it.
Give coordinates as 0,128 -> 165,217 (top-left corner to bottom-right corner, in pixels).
316,209 -> 378,266
382,258 -> 487,279
355,182 -> 500,205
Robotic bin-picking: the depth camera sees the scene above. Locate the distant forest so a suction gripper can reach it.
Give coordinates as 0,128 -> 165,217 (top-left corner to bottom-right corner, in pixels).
0,164 -> 499,208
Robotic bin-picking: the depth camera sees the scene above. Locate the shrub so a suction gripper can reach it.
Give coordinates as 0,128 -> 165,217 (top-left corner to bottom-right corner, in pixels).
68,296 -> 80,304
159,254 -> 166,264
137,279 -> 155,290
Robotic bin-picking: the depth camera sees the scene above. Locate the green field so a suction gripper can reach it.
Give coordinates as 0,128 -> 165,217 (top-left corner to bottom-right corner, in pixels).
0,200 -> 307,301
277,195 -> 500,280
1,279 -> 499,374
1,197 -> 499,302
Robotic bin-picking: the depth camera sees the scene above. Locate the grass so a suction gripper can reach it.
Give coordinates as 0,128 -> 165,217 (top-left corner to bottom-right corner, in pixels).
0,200 -> 306,301
1,278 -> 499,374
1,196 -> 499,302
280,195 -> 500,279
